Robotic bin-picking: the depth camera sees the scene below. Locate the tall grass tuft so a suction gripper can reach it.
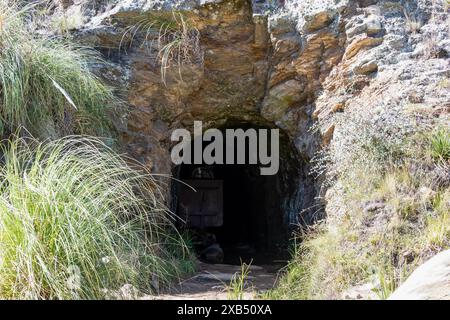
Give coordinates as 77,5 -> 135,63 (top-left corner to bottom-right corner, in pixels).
226,261 -> 252,300
0,0 -> 117,138
121,11 -> 202,85
0,135 -> 192,299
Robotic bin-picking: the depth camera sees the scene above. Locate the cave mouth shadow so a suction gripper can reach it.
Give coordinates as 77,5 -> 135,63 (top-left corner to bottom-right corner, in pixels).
171,123 -> 303,266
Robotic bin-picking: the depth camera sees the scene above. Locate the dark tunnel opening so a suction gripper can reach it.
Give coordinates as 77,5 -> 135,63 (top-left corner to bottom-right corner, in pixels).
171,122 -> 303,265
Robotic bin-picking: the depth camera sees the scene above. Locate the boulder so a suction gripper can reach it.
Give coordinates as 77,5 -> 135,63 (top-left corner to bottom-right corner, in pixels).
344,36 -> 384,60
389,250 -> 450,300
201,244 -> 224,264
353,60 -> 378,75
302,10 -> 336,32
365,14 -> 383,35
261,79 -> 306,121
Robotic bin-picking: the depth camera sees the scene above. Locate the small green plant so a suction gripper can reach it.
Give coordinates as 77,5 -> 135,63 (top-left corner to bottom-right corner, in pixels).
121,11 -> 202,85
425,190 -> 450,247
374,265 -> 398,300
430,128 -> 450,161
0,136 -> 192,299
227,261 -> 252,300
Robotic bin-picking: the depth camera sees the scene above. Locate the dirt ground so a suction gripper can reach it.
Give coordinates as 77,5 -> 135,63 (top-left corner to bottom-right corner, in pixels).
146,262 -> 280,300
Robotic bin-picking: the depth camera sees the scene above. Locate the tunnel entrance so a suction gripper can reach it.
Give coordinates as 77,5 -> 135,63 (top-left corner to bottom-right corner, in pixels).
171,122 -> 303,265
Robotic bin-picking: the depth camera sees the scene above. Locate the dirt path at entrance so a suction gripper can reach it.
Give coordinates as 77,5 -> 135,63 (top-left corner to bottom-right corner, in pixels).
149,262 -> 280,300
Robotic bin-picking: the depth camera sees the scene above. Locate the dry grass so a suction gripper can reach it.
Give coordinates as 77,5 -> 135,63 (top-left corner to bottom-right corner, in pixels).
403,7 -> 422,34
121,11 -> 202,85
267,111 -> 449,299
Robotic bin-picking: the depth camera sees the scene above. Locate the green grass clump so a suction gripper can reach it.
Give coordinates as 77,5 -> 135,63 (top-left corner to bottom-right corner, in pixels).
430,127 -> 450,161
226,261 -> 252,300
0,0 -> 117,138
0,136 -> 193,299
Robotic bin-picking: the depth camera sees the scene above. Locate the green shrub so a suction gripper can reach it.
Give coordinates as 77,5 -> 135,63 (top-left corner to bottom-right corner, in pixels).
0,136 -> 192,299
0,0 -> 117,138
430,127 -> 450,161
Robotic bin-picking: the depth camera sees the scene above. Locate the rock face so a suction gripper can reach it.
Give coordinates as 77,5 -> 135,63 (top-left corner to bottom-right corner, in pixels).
59,0 -> 449,229
81,0 -> 271,173
71,0 -> 319,225
389,250 -> 450,300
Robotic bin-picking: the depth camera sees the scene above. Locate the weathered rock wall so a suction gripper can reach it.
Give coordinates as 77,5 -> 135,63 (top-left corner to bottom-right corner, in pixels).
60,0 -> 449,225
72,0 -> 317,224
